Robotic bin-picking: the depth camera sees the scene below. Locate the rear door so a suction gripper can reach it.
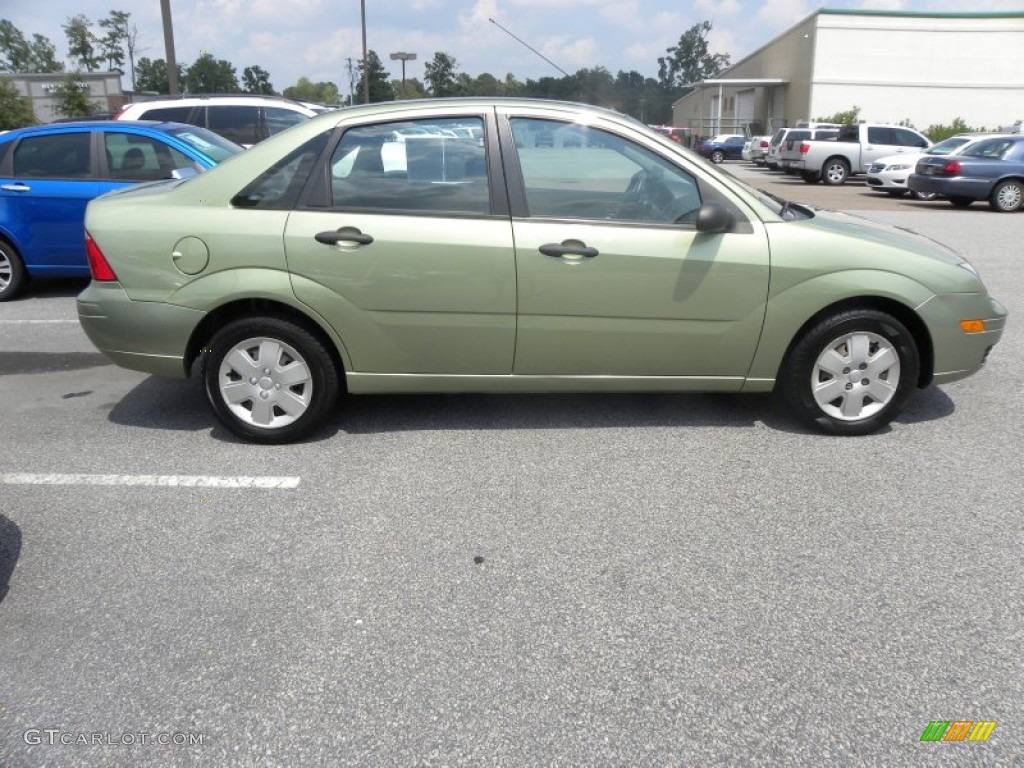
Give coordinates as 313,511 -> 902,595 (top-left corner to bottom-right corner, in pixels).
0,129 -> 97,274
282,109 -> 517,375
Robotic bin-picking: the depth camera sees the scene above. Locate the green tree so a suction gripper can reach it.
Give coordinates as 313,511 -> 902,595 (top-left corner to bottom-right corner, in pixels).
51,71 -> 100,117
98,11 -> 130,72
1,20 -> 63,72
468,72 -> 500,96
657,21 -> 730,92
135,57 -> 183,94
0,77 -> 36,128
392,77 -> 425,100
242,65 -> 273,94
815,106 -> 861,124
185,53 -> 238,93
283,76 -> 339,104
423,51 -> 459,96
354,50 -> 392,103
64,15 -> 101,72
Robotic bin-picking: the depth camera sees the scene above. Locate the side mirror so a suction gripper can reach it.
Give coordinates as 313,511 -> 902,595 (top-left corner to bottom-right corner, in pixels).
696,201 -> 734,234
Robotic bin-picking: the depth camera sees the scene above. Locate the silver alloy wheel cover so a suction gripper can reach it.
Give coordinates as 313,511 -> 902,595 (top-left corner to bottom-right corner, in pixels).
995,182 -> 1022,211
218,336 -> 313,429
811,331 -> 901,421
825,162 -> 846,183
0,250 -> 11,290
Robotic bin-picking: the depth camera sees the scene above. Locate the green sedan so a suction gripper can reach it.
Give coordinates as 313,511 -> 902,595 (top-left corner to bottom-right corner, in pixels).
77,99 -> 1006,443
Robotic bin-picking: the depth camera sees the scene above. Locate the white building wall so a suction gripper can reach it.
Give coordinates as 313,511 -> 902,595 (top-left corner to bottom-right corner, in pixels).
811,13 -> 1024,128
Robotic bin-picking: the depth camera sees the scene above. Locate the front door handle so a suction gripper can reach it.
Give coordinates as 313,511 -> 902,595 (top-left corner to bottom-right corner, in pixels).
314,227 -> 373,246
1,184 -> 30,192
539,241 -> 598,259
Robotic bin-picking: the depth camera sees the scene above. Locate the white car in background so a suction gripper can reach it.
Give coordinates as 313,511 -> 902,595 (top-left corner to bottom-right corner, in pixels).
866,133 -> 1011,199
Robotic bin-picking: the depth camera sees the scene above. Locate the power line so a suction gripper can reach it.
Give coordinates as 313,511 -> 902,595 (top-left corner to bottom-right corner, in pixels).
488,18 -> 571,78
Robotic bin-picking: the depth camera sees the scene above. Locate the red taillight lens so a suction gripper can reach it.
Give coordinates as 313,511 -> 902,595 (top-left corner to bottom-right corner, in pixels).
800,142 -> 811,154
943,160 -> 962,176
112,104 -> 130,120
85,232 -> 117,281
760,139 -> 769,148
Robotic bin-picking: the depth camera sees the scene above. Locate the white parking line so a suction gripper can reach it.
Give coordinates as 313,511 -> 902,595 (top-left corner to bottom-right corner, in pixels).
0,473 -> 301,489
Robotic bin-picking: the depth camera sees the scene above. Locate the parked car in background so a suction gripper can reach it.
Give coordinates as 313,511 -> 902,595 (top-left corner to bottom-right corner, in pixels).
650,125 -> 694,148
76,98 -> 1005,443
0,120 -> 242,300
792,123 -> 931,185
867,133 -> 1011,199
747,135 -> 772,165
777,127 -> 840,173
909,135 -> 1024,211
764,129 -> 788,170
115,95 -> 318,147
696,134 -> 747,163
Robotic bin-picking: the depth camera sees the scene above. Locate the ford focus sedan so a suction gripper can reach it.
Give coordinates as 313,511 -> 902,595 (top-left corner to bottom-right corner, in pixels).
77,99 -> 1006,443
0,120 -> 241,300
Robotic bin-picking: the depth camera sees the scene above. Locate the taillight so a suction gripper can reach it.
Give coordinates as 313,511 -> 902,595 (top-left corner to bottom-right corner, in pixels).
760,139 -> 769,148
800,142 -> 811,154
85,232 -> 118,281
943,160 -> 962,176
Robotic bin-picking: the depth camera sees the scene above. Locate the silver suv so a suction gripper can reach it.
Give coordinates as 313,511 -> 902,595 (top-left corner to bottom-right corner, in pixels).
115,95 -> 319,147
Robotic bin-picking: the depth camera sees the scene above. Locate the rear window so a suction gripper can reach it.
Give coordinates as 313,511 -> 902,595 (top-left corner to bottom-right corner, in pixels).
206,105 -> 260,145
166,126 -> 243,163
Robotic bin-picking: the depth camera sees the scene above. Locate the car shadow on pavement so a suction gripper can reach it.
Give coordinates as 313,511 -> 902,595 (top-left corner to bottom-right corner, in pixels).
0,515 -> 22,606
106,375 -> 956,441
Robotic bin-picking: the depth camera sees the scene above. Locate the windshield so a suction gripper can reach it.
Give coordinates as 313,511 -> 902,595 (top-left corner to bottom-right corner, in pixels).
167,126 -> 244,163
926,137 -> 970,156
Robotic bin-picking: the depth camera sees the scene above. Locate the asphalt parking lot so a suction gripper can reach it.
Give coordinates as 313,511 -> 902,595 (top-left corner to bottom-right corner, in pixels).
1,174 -> 1021,766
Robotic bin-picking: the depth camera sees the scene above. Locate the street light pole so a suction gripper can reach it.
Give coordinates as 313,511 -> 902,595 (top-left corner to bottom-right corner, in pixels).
159,0 -> 179,95
389,51 -> 417,97
360,0 -> 369,103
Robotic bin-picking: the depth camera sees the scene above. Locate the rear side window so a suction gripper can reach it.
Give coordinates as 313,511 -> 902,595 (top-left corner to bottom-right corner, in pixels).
103,132 -> 195,181
207,105 -> 260,145
232,132 -> 329,209
140,106 -> 194,123
893,128 -> 928,148
13,132 -> 91,178
867,127 -> 895,145
265,107 -> 309,137
330,117 -> 490,214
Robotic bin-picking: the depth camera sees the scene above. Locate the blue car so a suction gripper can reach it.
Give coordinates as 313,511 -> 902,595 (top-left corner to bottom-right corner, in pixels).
909,135 -> 1024,212
696,134 -> 747,164
0,120 -> 242,300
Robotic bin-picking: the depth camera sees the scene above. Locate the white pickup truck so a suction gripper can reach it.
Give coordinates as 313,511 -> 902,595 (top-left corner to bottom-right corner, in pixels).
791,123 -> 931,185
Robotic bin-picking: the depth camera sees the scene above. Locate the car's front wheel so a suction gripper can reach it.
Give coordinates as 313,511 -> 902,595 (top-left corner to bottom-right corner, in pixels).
779,309 -> 919,435
202,317 -> 340,443
990,180 -> 1023,212
710,150 -> 725,164
0,241 -> 26,302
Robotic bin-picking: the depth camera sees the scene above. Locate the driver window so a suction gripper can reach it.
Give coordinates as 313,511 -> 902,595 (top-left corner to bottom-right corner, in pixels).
510,117 -> 701,224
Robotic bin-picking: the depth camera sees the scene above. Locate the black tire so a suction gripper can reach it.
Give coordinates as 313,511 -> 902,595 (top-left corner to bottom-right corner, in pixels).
802,171 -> 821,184
911,190 -> 937,201
0,240 -> 27,302
779,309 -> 919,436
766,162 -> 779,171
821,157 -> 850,186
989,180 -> 1024,212
710,150 -> 725,164
949,197 -> 973,208
202,316 -> 340,444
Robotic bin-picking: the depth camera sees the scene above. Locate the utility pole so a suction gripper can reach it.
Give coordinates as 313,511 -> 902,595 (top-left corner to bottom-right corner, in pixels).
360,0 -> 369,103
159,0 -> 180,95
345,57 -> 356,106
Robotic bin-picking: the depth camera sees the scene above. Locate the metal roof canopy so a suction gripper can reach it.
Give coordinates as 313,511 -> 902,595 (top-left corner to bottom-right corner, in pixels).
679,78 -> 789,133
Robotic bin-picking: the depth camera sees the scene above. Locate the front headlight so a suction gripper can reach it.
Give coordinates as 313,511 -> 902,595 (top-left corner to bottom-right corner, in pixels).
958,261 -> 980,278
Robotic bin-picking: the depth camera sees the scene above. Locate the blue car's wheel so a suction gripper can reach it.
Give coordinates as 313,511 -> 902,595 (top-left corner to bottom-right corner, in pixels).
0,241 -> 26,302
710,150 -> 725,164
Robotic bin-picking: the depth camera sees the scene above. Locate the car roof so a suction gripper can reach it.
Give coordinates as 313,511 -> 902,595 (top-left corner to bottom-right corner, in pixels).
0,119 -> 230,144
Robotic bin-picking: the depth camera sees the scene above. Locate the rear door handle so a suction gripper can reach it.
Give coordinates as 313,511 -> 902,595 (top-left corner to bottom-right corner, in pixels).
539,241 -> 598,259
314,228 -> 373,246
1,184 -> 30,192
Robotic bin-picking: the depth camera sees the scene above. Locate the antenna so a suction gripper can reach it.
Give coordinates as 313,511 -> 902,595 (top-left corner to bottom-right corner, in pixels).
488,18 -> 571,78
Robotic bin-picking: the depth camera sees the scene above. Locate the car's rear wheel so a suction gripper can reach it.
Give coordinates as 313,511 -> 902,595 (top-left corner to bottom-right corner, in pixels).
949,197 -> 974,208
779,309 -> 919,435
821,157 -> 850,185
990,180 -> 1024,212
202,317 -> 340,444
0,241 -> 26,302
710,150 -> 725,164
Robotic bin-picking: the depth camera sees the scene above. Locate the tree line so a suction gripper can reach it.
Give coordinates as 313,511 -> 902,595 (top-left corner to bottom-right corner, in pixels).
1,14 -> 730,129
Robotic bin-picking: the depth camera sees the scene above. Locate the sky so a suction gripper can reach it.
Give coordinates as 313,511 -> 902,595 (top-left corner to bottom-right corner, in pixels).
5,0 -> 1020,99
